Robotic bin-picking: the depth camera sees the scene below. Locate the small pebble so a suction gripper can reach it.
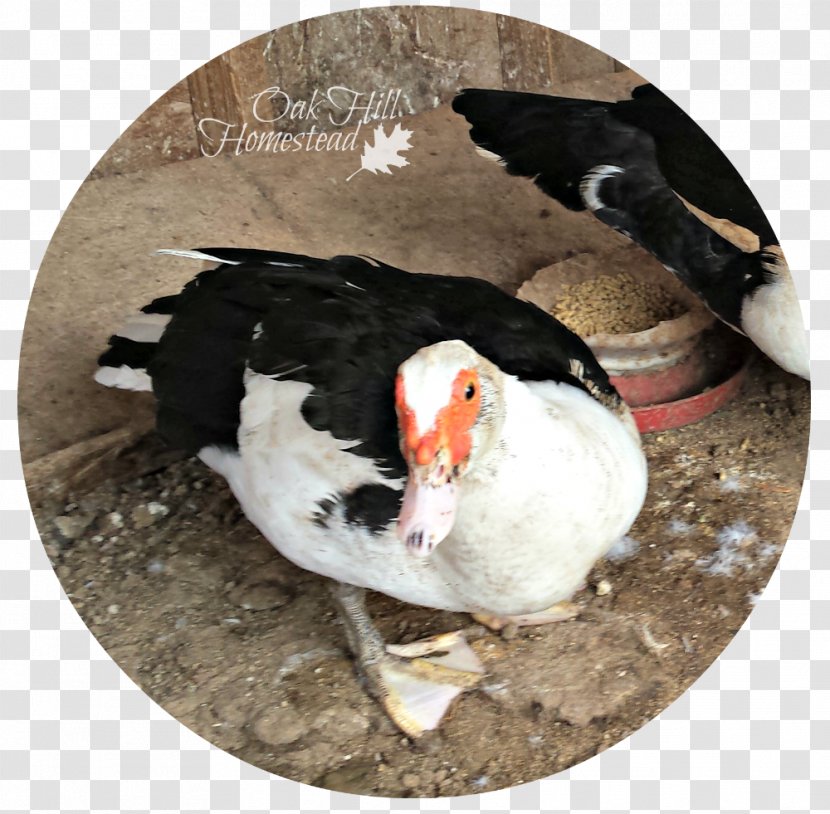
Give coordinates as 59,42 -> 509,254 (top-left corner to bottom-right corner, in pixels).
641,623 -> 669,653
54,514 -> 93,542
43,542 -> 60,560
131,502 -> 169,530
254,709 -> 307,746
401,772 -> 420,789
500,622 -> 519,640
227,579 -> 293,611
595,579 -> 612,596
103,511 -> 125,532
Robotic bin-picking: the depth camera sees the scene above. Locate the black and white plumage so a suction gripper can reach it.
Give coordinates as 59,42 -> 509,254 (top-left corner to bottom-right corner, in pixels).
452,84 -> 809,379
96,248 -> 647,736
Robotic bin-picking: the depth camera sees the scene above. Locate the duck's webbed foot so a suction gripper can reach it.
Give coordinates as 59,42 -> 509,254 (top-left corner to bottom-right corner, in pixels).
329,582 -> 484,738
472,600 -> 580,632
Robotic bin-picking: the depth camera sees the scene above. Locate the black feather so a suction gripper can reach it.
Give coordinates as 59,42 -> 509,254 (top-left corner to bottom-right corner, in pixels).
112,250 -> 619,473
98,336 -> 157,371
452,84 -> 776,245
453,85 -> 778,328
584,162 -> 769,327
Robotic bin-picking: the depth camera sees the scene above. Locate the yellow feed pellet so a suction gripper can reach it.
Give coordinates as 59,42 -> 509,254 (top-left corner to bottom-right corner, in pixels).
551,273 -> 685,335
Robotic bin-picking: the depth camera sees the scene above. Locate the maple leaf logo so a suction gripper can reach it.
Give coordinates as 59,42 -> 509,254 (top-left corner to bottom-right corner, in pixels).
346,122 -> 413,182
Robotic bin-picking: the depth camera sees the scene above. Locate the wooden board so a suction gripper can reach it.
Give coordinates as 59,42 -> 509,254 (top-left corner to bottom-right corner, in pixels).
87,8 -> 625,176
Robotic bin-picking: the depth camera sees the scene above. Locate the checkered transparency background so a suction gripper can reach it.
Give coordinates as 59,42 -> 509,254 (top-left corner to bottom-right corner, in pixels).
0,0 -> 827,811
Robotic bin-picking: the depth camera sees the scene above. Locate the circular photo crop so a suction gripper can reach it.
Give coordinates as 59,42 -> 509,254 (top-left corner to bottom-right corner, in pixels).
20,7 -> 809,798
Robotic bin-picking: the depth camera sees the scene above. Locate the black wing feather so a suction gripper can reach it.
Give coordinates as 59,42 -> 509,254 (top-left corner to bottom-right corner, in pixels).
452,88 -> 657,210
138,251 -> 618,477
452,85 -> 776,245
611,86 -> 775,244
587,162 -> 768,326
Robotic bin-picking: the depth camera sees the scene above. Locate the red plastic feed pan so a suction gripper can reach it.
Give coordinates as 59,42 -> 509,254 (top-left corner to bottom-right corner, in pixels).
619,357 -> 750,434
609,330 -> 752,433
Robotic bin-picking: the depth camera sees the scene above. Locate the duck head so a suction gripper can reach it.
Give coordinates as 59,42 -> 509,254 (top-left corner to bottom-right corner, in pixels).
394,340 -> 505,556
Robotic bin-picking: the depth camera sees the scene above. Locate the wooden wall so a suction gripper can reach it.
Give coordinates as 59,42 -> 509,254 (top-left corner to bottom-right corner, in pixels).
91,8 -> 623,178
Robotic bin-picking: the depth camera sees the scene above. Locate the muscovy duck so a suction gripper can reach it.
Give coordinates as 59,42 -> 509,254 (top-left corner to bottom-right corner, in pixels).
452,84 -> 809,379
95,248 -> 648,737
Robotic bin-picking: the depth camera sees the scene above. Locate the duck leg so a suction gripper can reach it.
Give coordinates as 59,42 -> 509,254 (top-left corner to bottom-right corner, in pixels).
329,582 -> 484,738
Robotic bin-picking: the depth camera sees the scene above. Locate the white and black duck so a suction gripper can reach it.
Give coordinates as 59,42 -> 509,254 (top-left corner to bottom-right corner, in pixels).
96,248 -> 648,737
453,83 -> 809,379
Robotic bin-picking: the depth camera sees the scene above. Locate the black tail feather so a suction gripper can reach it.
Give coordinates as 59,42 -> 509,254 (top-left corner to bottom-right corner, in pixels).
97,336 -> 159,370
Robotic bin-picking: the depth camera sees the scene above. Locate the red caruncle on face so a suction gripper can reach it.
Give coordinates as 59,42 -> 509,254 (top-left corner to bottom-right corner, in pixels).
395,368 -> 481,469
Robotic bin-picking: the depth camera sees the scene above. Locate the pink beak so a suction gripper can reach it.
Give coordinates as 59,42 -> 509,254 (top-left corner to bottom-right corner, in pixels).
396,471 -> 459,557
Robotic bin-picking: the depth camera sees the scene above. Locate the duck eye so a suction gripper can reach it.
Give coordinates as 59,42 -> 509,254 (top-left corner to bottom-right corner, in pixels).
464,383 -> 476,400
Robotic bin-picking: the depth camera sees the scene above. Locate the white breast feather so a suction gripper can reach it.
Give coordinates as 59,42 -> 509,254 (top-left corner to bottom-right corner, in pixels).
432,377 -> 647,614
198,370 -> 648,616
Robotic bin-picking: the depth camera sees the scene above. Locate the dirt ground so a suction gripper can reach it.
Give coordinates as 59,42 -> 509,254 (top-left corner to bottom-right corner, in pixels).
33,352 -> 808,797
